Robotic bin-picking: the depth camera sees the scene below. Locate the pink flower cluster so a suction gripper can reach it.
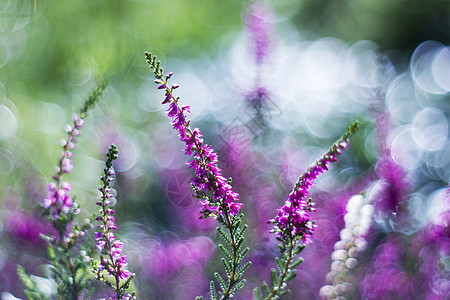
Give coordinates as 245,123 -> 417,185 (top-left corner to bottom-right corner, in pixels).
244,2 -> 274,64
271,140 -> 350,244
43,181 -> 74,215
43,114 -> 84,219
95,163 -> 132,281
155,69 -> 243,218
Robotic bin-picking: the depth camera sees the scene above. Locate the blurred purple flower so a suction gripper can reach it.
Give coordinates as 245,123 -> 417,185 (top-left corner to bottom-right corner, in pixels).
360,236 -> 418,299
4,210 -> 48,245
372,149 -> 410,218
130,235 -> 215,299
43,113 -> 84,230
244,2 -> 274,65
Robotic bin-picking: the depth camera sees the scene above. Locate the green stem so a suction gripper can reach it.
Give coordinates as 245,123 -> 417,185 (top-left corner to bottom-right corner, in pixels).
267,230 -> 295,300
220,211 -> 239,300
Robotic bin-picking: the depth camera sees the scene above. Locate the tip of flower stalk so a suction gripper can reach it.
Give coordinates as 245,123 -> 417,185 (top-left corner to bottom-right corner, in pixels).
270,120 -> 360,242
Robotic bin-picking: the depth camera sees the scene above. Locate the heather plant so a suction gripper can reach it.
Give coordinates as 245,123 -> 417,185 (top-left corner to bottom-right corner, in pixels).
146,52 -> 251,299
9,4 -> 448,299
92,144 -> 136,299
145,51 -> 360,299
17,82 -> 107,299
254,121 -> 359,299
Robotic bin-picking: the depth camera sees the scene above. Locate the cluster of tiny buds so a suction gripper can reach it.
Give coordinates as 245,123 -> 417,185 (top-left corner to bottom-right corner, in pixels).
80,250 -> 91,263
94,145 -> 133,284
320,194 -> 374,299
43,114 -> 85,221
55,114 -> 84,175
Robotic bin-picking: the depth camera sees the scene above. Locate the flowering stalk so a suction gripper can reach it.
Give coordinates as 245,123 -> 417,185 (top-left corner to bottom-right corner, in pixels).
92,144 -> 136,299
33,81 -> 107,299
320,194 -> 374,299
243,2 -> 275,132
254,121 -> 359,300
146,52 -> 251,300
244,2 -> 272,66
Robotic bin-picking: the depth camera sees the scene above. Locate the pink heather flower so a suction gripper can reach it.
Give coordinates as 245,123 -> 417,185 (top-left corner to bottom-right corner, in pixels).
95,144 -> 133,288
270,122 -> 358,244
244,2 -> 274,65
42,113 -> 86,228
152,67 -> 243,218
61,158 -> 73,173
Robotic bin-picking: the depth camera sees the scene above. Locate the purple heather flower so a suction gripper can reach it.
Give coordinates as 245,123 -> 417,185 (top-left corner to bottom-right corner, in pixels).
244,2 -> 274,65
94,144 -> 134,298
151,66 -> 243,219
369,101 -> 411,221
270,123 -> 358,244
42,114 -> 86,225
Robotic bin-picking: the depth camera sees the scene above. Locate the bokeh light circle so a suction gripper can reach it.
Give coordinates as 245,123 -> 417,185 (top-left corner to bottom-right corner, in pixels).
410,41 -> 447,95
431,46 -> 450,92
411,107 -> 448,152
389,126 -> 422,169
0,105 -> 18,140
386,74 -> 420,123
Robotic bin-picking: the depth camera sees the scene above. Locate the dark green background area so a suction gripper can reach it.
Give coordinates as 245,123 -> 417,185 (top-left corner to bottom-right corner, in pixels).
294,0 -> 449,56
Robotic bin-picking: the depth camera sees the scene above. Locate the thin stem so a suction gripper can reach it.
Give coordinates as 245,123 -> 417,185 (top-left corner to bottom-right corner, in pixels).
267,227 -> 295,300
68,254 -> 78,299
220,211 -> 238,300
53,122 -> 80,298
100,174 -> 122,298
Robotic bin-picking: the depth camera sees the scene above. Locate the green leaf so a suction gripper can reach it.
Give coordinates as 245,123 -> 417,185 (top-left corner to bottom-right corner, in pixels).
237,261 -> 252,277
270,268 -> 279,287
275,257 -> 284,273
233,279 -> 246,293
285,270 -> 297,282
291,256 -> 303,268
217,227 -> 232,245
253,287 -> 261,300
262,281 -> 270,295
218,244 -> 233,261
17,266 -> 47,300
294,244 -> 306,256
221,257 -> 232,275
214,272 -> 226,292
209,280 -> 216,300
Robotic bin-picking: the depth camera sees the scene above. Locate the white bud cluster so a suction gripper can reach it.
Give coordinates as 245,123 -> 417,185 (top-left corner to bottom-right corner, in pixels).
320,194 -> 374,299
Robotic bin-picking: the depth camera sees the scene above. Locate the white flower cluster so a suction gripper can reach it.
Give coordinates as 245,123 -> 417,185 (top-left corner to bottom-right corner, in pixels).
320,194 -> 374,299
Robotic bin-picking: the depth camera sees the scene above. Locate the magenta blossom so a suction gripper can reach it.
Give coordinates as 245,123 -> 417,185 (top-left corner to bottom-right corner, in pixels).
147,53 -> 243,219
270,122 -> 358,244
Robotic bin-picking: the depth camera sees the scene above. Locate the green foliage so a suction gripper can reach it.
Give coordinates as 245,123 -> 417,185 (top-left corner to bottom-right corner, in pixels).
253,238 -> 305,300
208,213 -> 251,300
17,266 -> 47,300
46,231 -> 95,300
19,83 -> 107,299
145,52 -> 164,80
80,80 -> 108,119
